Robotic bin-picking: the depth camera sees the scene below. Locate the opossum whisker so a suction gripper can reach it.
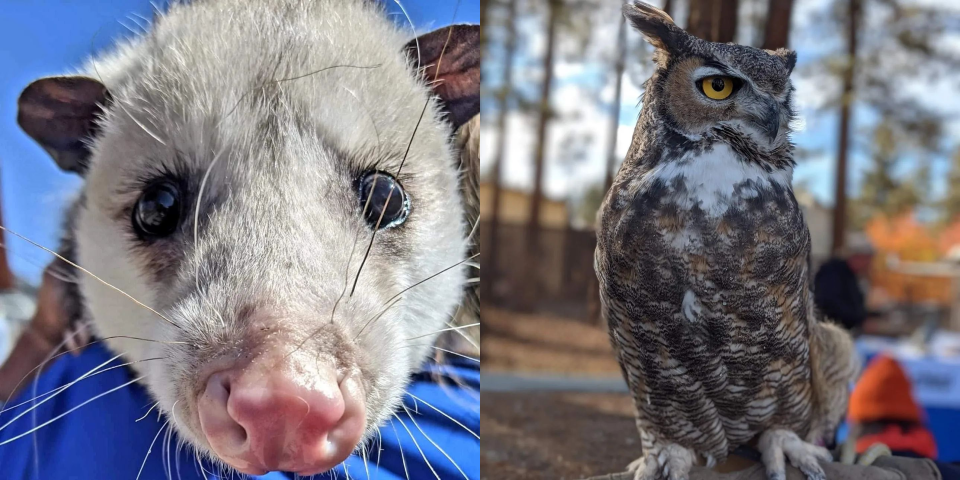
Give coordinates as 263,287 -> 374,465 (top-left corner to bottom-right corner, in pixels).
170,400 -> 187,480
194,448 -> 212,480
445,317 -> 480,353
349,13 -> 460,297
351,251 -> 477,344
26,315 -> 99,469
164,419 -> 175,480
137,419 -> 170,480
219,64 -> 381,128
194,144 -> 227,265
1,356 -> 165,421
175,436 -> 185,480
0,316 -> 86,412
393,0 -> 420,70
117,19 -> 138,35
89,32 -> 169,149
329,175 -> 380,326
465,216 -> 480,244
402,323 -> 479,343
390,420 -> 410,480
348,185 -> 397,297
194,143 -> 228,330
3,360 -> 139,414
431,346 -> 478,363
406,392 -> 478,439
0,226 -> 185,333
360,441 -> 372,480
136,401 -> 161,422
354,296 -> 403,341
0,241 -> 77,283
1,334 -> 181,414
0,375 -> 144,446
402,404 -> 469,480
386,253 -> 478,306
130,12 -> 152,30
392,412 -> 440,480
374,425 -> 384,477
275,64 -> 383,85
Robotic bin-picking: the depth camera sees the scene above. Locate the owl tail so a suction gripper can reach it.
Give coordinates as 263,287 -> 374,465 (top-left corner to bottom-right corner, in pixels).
808,320 -> 861,445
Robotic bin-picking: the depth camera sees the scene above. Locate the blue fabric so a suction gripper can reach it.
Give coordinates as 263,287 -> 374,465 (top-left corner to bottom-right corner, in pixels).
853,351 -> 960,463
0,343 -> 479,479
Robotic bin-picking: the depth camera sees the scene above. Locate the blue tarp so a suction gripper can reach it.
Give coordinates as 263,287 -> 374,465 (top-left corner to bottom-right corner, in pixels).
0,342 -> 479,479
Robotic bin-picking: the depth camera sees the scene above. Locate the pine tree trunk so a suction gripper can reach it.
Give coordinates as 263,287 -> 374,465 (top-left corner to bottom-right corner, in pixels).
688,0 -> 738,42
833,0 -> 861,254
522,0 -> 560,311
687,0 -> 712,39
716,0 -> 739,43
603,14 -> 627,193
485,0 -> 517,307
761,0 -> 794,50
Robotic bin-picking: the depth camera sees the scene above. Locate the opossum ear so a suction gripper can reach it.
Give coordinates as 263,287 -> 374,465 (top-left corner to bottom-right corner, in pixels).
17,76 -> 110,176
404,24 -> 480,131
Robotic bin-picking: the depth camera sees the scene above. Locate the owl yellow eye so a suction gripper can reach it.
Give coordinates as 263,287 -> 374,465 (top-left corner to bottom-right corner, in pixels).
701,76 -> 735,100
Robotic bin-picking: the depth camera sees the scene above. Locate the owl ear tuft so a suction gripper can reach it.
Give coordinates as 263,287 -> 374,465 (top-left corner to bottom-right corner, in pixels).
623,1 -> 684,53
771,48 -> 798,75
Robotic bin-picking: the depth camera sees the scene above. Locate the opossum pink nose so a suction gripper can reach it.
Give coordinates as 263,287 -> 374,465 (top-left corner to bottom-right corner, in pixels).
197,366 -> 366,475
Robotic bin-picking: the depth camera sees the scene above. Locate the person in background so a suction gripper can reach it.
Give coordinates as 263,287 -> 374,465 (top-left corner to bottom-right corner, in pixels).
814,233 -> 880,333
845,354 -> 938,460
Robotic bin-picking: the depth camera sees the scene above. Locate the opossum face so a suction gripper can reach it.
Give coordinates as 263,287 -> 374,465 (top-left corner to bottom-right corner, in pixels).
17,1 -> 478,475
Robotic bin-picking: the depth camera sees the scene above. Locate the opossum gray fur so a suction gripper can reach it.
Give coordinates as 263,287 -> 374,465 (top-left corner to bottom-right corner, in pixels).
16,0 -> 479,474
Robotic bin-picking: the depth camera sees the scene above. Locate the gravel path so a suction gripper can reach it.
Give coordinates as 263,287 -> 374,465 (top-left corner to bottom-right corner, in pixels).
482,309 -> 639,479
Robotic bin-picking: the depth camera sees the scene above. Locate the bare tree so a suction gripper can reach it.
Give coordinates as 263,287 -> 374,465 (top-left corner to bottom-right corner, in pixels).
521,0 -> 561,310
832,0 -> 861,254
484,0 -> 518,304
687,0 -> 739,42
761,0 -> 794,49
603,11 -> 628,193
717,0 -> 739,42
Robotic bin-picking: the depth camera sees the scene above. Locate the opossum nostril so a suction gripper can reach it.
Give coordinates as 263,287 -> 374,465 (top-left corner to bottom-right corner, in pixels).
196,360 -> 366,476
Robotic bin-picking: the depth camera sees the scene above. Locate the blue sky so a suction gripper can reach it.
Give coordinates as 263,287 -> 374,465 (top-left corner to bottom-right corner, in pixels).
0,0 -> 479,286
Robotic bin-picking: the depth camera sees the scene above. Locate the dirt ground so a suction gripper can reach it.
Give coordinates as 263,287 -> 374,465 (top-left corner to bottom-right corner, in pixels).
482,308 -> 636,479
482,307 -> 620,375
481,391 -> 638,480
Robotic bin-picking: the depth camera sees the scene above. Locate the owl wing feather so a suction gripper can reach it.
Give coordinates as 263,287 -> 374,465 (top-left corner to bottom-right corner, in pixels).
596,172 -> 824,464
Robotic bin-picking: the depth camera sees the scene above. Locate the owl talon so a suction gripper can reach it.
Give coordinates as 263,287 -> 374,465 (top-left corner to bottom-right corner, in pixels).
759,429 -> 831,480
628,454 -> 660,480
628,444 -> 695,480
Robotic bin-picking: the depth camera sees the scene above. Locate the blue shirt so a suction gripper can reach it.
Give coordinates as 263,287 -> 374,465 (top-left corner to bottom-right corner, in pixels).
0,343 -> 479,479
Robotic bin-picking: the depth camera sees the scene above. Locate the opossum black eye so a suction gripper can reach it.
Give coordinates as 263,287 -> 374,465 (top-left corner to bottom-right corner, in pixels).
357,171 -> 409,229
133,181 -> 182,238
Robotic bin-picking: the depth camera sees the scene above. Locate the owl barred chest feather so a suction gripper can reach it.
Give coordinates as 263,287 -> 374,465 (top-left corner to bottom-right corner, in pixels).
596,3 -> 857,479
600,139 -> 816,462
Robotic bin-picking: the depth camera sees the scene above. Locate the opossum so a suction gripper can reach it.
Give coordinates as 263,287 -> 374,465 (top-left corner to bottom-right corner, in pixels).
14,0 -> 479,475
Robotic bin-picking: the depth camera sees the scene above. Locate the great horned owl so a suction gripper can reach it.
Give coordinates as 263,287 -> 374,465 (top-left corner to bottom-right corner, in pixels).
594,3 -> 859,480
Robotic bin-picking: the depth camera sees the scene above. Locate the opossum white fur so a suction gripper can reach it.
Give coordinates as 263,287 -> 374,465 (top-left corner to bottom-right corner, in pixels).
56,0 -> 467,467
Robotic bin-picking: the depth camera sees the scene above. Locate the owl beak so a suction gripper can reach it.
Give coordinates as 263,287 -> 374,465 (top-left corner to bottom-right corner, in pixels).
753,103 -> 781,143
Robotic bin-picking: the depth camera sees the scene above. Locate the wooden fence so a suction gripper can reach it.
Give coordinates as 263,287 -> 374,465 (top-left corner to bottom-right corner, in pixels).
481,221 -> 600,321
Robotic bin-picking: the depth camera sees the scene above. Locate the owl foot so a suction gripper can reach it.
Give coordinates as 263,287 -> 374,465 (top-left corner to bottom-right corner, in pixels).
625,443 -> 695,480
758,429 -> 832,480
